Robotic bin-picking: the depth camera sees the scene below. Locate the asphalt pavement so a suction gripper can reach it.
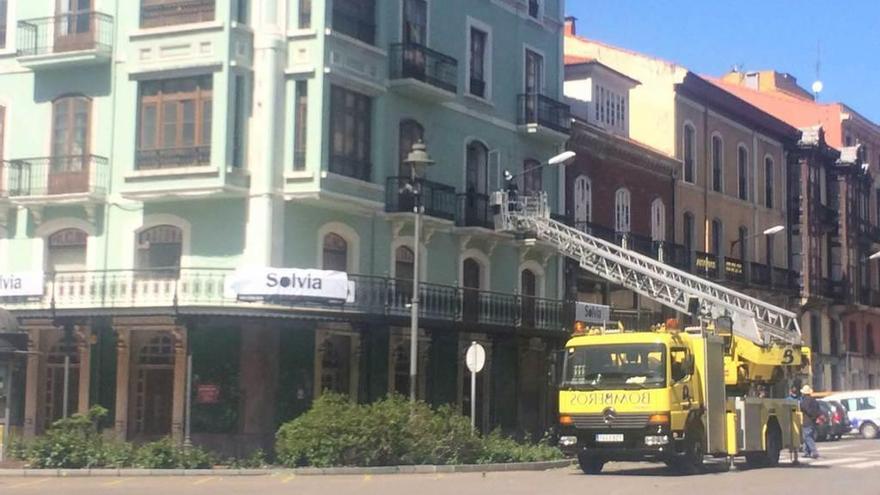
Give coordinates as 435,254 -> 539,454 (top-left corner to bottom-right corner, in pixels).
1,437 -> 878,495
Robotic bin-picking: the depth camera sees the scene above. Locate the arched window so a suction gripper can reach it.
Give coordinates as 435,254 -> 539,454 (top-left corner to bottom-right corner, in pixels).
683,212 -> 694,254
322,233 -> 348,272
765,157 -> 774,208
47,228 -> 87,272
394,246 -> 414,280
738,226 -> 748,261
398,119 -> 424,177
712,135 -> 723,193
520,269 -> 537,327
737,145 -> 749,201
650,198 -> 666,241
711,218 -> 723,257
462,258 -> 482,322
573,175 -> 592,230
137,225 -> 182,274
614,188 -> 631,233
522,158 -> 542,195
51,95 -> 91,194
683,124 -> 695,183
465,141 -> 489,195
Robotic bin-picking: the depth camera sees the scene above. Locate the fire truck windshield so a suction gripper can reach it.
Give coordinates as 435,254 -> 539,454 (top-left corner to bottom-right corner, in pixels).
561,343 -> 667,390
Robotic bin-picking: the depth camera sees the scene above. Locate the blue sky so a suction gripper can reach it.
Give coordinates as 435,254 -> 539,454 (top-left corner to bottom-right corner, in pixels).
566,0 -> 880,122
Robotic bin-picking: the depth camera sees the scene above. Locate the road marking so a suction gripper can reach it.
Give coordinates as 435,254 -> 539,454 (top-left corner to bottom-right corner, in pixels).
193,477 -> 219,485
847,460 -> 880,469
281,475 -> 296,483
363,474 -> 372,481
816,445 -> 849,451
103,478 -> 131,486
809,456 -> 866,466
8,479 -> 50,489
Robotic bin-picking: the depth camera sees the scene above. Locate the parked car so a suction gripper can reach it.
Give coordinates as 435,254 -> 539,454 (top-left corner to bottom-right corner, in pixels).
815,400 -> 833,441
816,400 -> 851,440
824,390 -> 880,439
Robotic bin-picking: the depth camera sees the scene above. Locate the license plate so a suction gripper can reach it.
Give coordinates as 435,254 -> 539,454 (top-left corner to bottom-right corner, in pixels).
595,433 -> 624,443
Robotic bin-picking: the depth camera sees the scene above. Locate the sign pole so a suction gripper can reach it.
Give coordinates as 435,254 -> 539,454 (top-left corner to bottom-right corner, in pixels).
470,364 -> 476,431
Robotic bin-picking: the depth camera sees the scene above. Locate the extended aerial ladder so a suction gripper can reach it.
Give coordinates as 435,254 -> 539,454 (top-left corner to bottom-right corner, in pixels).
491,192 -> 802,348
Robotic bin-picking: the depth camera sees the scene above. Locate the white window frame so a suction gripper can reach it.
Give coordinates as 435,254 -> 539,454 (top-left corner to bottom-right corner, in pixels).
573,174 -> 592,227
650,198 -> 666,242
614,188 -> 631,233
522,44 -> 545,95
465,16 -> 493,102
35,218 -> 98,273
132,214 -> 192,270
316,221 -> 361,273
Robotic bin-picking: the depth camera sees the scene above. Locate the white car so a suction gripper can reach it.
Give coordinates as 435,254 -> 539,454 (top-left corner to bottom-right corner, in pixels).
824,390 -> 880,440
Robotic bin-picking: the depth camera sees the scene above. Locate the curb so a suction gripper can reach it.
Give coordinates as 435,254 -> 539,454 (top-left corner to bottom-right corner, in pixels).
0,459 -> 575,477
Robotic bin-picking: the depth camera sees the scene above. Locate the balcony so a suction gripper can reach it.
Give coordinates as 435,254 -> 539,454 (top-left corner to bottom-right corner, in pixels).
655,242 -> 690,270
816,202 -> 838,231
3,155 -> 108,204
573,221 -> 616,243
622,232 -> 653,257
750,263 -> 771,287
1,269 -> 570,335
385,177 -> 456,221
17,11 -> 113,69
456,191 -> 493,229
517,93 -> 571,141
771,267 -> 798,291
859,287 -> 880,307
821,278 -> 845,301
140,0 -> 215,29
136,146 -> 211,170
389,43 -> 458,101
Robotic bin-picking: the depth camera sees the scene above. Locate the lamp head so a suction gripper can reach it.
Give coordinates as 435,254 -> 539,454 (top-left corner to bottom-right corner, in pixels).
404,140 -> 435,176
763,225 -> 785,236
869,251 -> 880,261
548,151 -> 577,166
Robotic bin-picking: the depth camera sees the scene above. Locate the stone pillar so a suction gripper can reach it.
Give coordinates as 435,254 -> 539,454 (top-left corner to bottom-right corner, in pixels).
22,329 -> 42,438
76,326 -> 92,415
240,324 -> 280,436
113,328 -> 130,441
171,327 -> 188,444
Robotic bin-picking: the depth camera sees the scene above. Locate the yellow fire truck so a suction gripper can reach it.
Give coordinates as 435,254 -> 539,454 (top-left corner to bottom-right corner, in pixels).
493,192 -> 810,474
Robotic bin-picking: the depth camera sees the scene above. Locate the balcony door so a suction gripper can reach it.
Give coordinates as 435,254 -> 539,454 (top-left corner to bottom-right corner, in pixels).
401,0 -> 427,78
462,258 -> 482,323
465,141 -> 488,225
50,96 -> 91,195
55,0 -> 94,53
524,49 -> 544,122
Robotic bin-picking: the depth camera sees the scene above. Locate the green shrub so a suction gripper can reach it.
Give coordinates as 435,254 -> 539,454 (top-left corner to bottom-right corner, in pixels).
275,393 -> 561,467
20,406 -> 109,468
227,449 -> 268,469
134,438 -> 215,469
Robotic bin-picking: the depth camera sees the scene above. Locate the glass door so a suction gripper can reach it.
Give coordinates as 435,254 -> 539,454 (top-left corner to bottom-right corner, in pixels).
55,0 -> 93,53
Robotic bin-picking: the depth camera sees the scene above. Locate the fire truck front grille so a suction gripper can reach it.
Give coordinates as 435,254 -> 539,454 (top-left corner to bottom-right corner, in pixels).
571,414 -> 651,429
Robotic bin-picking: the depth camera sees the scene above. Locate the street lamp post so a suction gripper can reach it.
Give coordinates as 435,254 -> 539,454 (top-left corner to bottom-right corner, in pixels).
404,140 -> 435,403
729,225 -> 785,284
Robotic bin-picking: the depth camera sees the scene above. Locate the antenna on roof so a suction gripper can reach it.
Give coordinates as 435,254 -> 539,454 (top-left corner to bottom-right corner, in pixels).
812,40 -> 823,100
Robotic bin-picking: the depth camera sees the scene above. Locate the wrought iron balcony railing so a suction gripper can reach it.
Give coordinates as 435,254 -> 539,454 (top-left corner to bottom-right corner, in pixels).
0,269 -> 571,334
385,176 -> 456,221
456,191 -> 493,229
771,267 -> 798,290
17,11 -> 113,57
389,43 -> 458,94
517,93 -> 571,133
749,262 -> 771,287
140,0 -> 215,29
724,257 -> 746,284
136,146 -> 211,170
4,155 -> 109,197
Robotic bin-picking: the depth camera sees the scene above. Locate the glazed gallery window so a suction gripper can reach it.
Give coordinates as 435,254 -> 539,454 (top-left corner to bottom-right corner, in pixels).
140,0 -> 215,29
683,124 -> 695,183
322,233 -> 348,272
614,188 -> 631,233
765,157 -> 775,208
293,80 -> 308,170
298,0 -> 311,29
137,225 -> 183,275
737,145 -> 749,201
594,84 -> 626,131
712,135 -> 723,193
329,85 -> 372,181
51,96 -> 92,194
332,0 -> 375,44
137,76 -> 212,169
47,228 -> 88,273
469,27 -> 488,98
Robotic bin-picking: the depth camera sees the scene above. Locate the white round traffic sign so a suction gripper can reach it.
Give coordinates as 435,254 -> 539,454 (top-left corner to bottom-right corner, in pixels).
465,341 -> 486,373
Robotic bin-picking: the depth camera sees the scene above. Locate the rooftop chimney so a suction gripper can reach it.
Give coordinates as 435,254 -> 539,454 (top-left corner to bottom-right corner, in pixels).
564,16 -> 577,36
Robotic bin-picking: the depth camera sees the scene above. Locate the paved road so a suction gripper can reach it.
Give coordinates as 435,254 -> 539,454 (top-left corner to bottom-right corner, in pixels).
1,437 -> 878,495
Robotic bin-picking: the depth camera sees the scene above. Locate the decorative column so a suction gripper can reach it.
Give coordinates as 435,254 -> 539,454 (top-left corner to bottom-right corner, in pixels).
113,328 -> 130,441
171,326 -> 188,444
76,326 -> 92,416
22,329 -> 42,439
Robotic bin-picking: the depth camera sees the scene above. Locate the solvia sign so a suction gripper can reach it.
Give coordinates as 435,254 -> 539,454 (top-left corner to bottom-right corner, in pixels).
0,272 -> 44,298
225,268 -> 353,302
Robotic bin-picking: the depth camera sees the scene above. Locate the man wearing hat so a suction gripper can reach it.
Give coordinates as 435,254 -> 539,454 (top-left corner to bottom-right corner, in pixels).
799,385 -> 821,459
